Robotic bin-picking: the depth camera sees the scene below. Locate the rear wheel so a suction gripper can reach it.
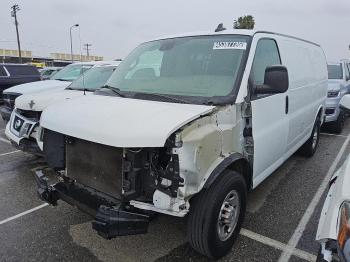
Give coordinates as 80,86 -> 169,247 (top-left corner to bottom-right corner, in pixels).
187,170 -> 247,259
299,116 -> 321,157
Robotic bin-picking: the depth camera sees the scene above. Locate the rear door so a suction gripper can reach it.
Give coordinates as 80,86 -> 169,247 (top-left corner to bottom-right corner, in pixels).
249,37 -> 289,186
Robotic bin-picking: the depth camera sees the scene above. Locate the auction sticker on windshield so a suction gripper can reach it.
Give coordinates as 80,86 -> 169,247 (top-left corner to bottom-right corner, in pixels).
213,41 -> 247,50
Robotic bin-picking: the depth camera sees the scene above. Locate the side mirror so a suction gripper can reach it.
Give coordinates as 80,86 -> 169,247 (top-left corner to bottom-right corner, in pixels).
340,94 -> 350,111
255,65 -> 289,94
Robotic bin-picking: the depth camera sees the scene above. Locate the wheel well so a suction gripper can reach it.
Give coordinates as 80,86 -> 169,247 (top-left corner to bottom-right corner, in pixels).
226,159 -> 252,190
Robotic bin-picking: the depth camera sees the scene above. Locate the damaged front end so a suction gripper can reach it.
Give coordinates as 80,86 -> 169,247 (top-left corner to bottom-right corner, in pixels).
5,108 -> 43,155
35,129 -> 185,238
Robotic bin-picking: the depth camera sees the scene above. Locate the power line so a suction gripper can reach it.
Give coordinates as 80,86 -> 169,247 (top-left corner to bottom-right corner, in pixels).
10,4 -> 22,63
83,43 -> 92,59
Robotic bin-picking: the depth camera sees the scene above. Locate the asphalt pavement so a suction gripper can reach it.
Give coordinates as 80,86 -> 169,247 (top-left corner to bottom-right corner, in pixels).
0,118 -> 349,262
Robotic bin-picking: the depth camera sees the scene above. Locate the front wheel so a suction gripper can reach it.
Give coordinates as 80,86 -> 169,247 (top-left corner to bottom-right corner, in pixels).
331,110 -> 345,134
187,170 -> 247,259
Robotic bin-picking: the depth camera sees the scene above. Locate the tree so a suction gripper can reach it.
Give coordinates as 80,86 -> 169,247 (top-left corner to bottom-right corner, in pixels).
233,15 -> 255,29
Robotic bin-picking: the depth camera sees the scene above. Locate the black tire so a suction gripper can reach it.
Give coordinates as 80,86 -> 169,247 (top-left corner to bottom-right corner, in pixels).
316,247 -> 326,262
187,170 -> 247,259
331,110 -> 345,134
299,116 -> 321,157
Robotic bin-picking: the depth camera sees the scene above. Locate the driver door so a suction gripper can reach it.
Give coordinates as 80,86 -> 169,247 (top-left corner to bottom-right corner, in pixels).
249,38 -> 289,186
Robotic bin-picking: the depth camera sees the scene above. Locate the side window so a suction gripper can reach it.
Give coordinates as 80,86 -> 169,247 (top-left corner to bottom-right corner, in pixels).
251,39 -> 281,85
6,65 -> 39,76
0,66 -> 7,77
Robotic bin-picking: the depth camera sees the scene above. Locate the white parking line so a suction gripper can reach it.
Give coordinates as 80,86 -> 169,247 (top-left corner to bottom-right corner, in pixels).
0,137 -> 10,144
0,150 -> 21,157
240,229 -> 316,262
0,200 -> 316,261
320,132 -> 348,138
0,203 -> 48,225
278,132 -> 350,262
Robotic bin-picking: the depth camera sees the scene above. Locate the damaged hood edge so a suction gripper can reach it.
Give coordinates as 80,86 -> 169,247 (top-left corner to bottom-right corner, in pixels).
316,155 -> 350,241
40,95 -> 215,148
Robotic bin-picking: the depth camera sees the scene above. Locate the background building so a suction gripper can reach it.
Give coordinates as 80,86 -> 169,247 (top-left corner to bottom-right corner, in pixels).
0,48 -> 104,67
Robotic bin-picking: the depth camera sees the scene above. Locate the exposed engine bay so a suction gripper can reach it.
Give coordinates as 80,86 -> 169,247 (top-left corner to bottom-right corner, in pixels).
42,129 -> 184,208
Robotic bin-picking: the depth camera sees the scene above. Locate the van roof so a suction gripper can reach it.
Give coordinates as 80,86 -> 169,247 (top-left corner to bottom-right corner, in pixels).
71,60 -> 121,67
149,29 -> 320,47
91,60 -> 121,67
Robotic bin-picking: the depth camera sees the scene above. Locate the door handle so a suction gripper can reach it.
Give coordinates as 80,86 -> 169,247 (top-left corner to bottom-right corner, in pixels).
285,96 -> 289,114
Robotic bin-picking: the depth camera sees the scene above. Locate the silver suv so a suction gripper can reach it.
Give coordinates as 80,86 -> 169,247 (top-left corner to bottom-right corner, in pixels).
325,60 -> 350,133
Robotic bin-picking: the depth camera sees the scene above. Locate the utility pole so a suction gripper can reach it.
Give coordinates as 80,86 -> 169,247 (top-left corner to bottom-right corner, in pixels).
11,4 -> 22,63
84,43 -> 92,60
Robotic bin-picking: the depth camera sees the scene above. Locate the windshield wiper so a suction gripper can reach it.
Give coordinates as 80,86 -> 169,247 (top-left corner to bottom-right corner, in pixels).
100,85 -> 125,97
134,92 -> 189,104
54,78 -> 69,81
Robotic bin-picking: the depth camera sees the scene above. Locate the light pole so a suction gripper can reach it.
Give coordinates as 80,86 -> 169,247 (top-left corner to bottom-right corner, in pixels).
70,24 -> 79,63
11,4 -> 22,63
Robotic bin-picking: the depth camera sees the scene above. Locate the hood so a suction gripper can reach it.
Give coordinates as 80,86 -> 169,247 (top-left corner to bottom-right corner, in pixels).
41,95 -> 215,148
3,80 -> 71,95
316,155 -> 350,241
327,79 -> 343,92
15,89 -> 93,111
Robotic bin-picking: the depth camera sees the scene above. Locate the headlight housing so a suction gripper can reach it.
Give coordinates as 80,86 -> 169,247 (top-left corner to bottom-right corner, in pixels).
328,91 -> 340,98
338,201 -> 350,261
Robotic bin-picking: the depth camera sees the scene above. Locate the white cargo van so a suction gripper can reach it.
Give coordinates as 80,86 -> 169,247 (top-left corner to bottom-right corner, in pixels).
0,61 -> 99,121
35,29 -> 327,259
5,61 -> 120,155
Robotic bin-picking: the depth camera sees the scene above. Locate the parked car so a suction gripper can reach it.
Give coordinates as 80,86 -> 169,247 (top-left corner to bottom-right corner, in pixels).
35,30 -> 327,259
316,94 -> 350,262
0,61 -> 101,122
5,61 -> 120,155
39,67 -> 63,80
0,63 -> 40,98
324,60 -> 350,133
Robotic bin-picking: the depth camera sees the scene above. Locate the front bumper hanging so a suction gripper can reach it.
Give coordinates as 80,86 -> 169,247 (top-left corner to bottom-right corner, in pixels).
34,169 -> 150,238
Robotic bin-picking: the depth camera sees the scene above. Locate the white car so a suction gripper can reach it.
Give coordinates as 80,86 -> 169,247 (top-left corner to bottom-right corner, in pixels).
5,61 -> 120,155
324,60 -> 350,133
35,29 -> 327,259
0,61 -> 102,122
39,67 -> 63,80
316,95 -> 350,262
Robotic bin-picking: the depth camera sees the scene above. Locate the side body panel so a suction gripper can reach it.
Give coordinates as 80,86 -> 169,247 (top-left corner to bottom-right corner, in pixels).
246,33 -> 327,188
279,38 -> 327,158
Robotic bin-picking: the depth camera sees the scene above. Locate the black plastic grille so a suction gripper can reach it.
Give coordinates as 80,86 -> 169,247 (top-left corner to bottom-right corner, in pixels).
325,108 -> 335,115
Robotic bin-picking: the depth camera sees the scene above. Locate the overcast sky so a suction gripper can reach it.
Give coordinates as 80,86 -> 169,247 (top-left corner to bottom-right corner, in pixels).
0,0 -> 349,61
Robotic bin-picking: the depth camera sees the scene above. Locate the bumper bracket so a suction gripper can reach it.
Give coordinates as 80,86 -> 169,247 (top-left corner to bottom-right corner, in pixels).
34,169 -> 150,238
92,205 -> 149,239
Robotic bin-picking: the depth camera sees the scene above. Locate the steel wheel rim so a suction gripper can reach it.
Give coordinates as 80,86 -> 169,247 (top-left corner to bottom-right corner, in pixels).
217,190 -> 240,241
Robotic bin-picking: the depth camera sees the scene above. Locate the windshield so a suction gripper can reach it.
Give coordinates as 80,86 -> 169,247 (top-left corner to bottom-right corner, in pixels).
51,64 -> 92,81
106,35 -> 249,103
328,64 -> 343,80
68,66 -> 117,91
